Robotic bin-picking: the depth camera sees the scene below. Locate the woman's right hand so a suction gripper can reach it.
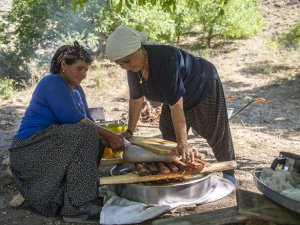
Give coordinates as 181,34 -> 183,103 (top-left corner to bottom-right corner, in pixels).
176,143 -> 199,163
107,133 -> 125,152
79,117 -> 126,152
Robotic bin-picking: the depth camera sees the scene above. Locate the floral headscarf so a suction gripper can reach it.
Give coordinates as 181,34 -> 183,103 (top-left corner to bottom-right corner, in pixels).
50,41 -> 93,73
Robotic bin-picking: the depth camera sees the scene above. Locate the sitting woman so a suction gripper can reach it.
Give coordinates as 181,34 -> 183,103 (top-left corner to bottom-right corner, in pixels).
9,41 -> 125,223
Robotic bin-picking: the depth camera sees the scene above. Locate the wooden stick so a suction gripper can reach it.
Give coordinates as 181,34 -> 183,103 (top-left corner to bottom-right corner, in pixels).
201,160 -> 237,173
100,160 -> 237,185
100,158 -> 124,166
100,172 -> 202,185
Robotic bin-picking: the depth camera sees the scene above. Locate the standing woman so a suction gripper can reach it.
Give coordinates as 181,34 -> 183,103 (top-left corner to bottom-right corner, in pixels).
106,26 -> 237,187
9,41 -> 125,223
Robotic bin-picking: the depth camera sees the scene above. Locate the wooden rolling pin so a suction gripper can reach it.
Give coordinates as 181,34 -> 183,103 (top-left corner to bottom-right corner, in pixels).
100,160 -> 237,185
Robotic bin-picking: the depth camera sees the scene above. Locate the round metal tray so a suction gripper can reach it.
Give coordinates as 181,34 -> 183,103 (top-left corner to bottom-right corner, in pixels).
253,168 -> 300,214
110,164 -> 213,205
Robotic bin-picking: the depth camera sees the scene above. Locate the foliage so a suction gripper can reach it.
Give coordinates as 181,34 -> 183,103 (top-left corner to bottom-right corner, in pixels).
197,0 -> 227,47
51,1 -> 113,56
109,0 -> 177,13
75,0 -> 203,13
0,0 -> 98,83
0,51 -> 31,86
221,0 -> 264,39
0,0 -> 265,88
0,19 -> 9,45
277,21 -> 300,49
2,0 -> 264,55
0,77 -> 15,100
171,1 -> 196,43
106,0 -> 197,43
196,0 -> 264,46
93,73 -> 105,89
5,0 -> 66,59
108,1 -> 175,42
70,0 -> 89,11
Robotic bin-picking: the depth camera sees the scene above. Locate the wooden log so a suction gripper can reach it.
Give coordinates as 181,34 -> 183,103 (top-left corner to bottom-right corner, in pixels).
200,160 -> 237,174
100,160 -> 237,185
100,171 -> 203,185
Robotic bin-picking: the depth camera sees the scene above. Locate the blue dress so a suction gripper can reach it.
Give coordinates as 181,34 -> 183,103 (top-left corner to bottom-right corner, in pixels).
16,74 -> 94,138
9,74 -> 102,217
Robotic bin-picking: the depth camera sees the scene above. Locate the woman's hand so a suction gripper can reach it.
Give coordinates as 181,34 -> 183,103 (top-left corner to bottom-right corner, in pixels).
80,117 -> 126,152
176,143 -> 197,163
107,133 -> 125,152
120,129 -> 133,139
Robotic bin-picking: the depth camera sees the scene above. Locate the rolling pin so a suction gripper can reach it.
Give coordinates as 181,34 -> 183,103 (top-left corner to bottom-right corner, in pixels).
100,160 -> 237,185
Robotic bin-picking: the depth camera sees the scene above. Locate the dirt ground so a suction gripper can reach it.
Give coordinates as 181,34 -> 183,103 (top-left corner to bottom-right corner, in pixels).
1,0 -> 300,224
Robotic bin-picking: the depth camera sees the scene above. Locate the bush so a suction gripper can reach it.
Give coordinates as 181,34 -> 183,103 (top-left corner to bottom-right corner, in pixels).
1,0 -> 265,88
106,1 -> 176,43
0,51 -> 32,87
0,77 -> 15,100
222,0 -> 264,38
278,21 -> 300,49
196,0 -> 264,46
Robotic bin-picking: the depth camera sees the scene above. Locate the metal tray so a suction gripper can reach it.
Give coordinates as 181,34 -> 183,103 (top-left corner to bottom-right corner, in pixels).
110,164 -> 213,205
253,168 -> 300,214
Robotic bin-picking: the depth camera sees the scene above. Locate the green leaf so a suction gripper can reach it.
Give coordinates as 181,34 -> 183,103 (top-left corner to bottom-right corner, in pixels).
79,1 -> 84,9
125,0 -> 132,9
73,3 -> 77,12
138,0 -> 146,6
116,0 -> 123,12
150,0 -> 156,5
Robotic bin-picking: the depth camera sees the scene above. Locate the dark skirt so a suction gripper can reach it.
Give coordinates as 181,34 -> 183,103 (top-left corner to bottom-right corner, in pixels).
159,79 -> 235,163
9,123 -> 103,217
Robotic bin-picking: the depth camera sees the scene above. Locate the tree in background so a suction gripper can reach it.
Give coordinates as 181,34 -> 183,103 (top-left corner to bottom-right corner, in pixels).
0,0 -> 67,85
196,0 -> 264,47
0,0 -> 264,89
